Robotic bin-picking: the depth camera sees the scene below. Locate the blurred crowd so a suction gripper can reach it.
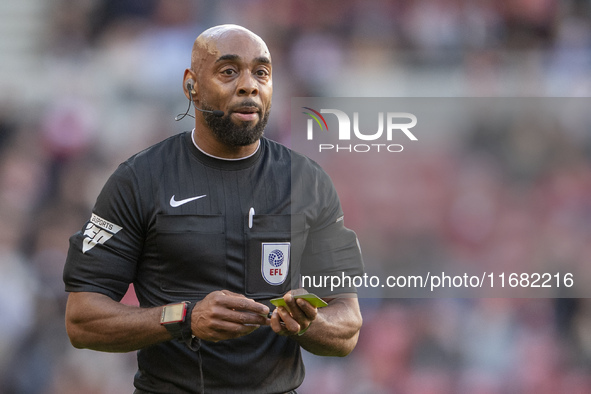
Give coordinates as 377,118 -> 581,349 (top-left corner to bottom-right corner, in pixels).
1,0 -> 591,393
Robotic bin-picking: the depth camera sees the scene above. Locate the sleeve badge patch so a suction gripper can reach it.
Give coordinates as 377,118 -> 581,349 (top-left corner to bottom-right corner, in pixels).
82,213 -> 123,253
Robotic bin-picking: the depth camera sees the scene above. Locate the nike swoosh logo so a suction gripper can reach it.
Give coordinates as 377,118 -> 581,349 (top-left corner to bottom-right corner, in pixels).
169,194 -> 207,207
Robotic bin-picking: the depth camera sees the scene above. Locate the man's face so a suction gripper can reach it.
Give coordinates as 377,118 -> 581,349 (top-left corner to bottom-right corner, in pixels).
194,29 -> 273,147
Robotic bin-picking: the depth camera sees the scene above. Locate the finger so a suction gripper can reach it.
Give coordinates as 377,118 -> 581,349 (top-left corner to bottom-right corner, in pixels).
269,309 -> 284,333
219,290 -> 247,298
296,298 -> 318,320
269,309 -> 292,336
218,294 -> 270,316
277,306 -> 300,333
224,309 -> 269,326
284,294 -> 310,324
194,312 -> 260,342
209,320 -> 261,341
282,292 -> 294,314
201,301 -> 268,330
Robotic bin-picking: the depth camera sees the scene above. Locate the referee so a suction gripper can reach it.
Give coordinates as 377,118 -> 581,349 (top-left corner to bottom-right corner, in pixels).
64,24 -> 364,394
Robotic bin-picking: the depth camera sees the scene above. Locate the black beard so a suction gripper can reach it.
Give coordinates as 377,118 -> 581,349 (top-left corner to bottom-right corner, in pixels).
202,102 -> 270,147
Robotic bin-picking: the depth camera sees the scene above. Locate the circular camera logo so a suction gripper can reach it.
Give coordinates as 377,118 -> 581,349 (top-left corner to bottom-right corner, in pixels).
268,249 -> 284,267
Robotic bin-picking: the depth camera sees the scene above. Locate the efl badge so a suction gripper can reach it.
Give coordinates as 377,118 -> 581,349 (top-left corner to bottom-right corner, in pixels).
261,242 -> 290,285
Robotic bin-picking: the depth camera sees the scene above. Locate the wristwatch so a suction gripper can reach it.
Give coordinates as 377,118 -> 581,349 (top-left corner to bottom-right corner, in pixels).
160,301 -> 192,340
160,301 -> 200,351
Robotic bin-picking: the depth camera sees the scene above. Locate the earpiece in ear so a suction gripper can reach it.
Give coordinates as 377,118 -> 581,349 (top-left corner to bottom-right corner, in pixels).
186,79 -> 196,95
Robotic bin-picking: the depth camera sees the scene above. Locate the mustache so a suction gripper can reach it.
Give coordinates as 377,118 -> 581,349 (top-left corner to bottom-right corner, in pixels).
230,100 -> 262,112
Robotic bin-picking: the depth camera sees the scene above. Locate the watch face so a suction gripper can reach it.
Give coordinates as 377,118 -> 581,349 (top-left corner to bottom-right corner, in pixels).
161,302 -> 187,324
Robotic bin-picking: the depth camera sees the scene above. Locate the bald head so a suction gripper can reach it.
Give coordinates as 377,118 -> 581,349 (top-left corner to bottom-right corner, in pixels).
191,24 -> 270,73
182,24 -> 273,156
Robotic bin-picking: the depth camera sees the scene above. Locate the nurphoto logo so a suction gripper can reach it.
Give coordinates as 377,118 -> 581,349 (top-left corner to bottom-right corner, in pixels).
302,107 -> 418,153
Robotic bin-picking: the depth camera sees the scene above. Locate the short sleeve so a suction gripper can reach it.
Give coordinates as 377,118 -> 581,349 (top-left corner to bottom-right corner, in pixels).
297,160 -> 365,297
63,163 -> 145,301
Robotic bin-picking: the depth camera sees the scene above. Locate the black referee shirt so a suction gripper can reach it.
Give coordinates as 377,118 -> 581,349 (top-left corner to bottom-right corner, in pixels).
64,131 -> 364,393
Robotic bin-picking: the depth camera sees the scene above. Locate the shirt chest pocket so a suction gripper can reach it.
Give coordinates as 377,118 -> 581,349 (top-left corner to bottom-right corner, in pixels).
245,213 -> 309,298
155,214 -> 225,296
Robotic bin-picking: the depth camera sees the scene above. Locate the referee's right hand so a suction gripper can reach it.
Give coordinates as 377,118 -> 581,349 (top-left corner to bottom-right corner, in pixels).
190,290 -> 270,342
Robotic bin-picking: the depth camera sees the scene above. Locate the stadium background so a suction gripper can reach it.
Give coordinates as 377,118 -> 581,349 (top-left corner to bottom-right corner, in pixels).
1,0 -> 591,392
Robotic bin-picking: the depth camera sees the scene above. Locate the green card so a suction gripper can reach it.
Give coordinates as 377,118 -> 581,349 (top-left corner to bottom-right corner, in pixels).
270,293 -> 328,308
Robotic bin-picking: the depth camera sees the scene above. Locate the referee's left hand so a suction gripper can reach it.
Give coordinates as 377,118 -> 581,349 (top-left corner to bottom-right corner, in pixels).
269,290 -> 317,336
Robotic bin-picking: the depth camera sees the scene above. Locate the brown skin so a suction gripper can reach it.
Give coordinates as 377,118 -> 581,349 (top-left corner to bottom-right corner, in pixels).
270,291 -> 362,357
184,25 -> 273,159
65,25 -> 362,357
66,290 -> 270,352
